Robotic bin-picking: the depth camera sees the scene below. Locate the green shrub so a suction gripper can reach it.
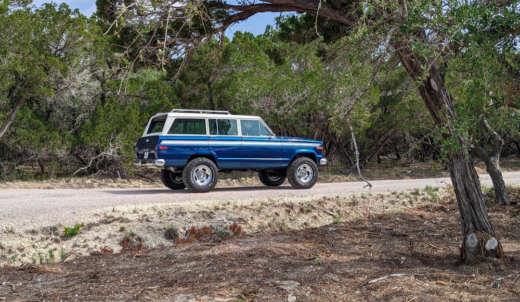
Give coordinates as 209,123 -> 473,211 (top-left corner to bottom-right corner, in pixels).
64,223 -> 84,237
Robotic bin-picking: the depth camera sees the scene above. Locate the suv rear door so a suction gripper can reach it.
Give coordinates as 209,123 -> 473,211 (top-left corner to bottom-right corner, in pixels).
208,118 -> 242,169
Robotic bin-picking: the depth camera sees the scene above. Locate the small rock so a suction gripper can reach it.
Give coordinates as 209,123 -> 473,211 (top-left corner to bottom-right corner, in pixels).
287,294 -> 296,302
279,280 -> 300,291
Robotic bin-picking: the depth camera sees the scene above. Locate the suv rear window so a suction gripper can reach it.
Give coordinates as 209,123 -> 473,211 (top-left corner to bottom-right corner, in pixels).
147,115 -> 167,134
168,119 -> 206,135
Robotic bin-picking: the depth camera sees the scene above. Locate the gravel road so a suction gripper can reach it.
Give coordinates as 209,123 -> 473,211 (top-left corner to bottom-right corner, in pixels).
2,172 -> 520,231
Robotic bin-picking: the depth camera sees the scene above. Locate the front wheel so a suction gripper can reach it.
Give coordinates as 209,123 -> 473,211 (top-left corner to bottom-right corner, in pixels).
287,157 -> 318,189
161,170 -> 186,190
182,157 -> 218,193
258,171 -> 286,186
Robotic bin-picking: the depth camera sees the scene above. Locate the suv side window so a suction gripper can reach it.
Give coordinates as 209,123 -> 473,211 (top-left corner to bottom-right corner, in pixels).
241,120 -> 272,137
209,119 -> 238,136
168,118 -> 206,135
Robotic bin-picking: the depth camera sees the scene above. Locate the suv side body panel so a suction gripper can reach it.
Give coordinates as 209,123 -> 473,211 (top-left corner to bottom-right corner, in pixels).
241,136 -> 282,168
209,136 -> 243,169
281,137 -> 323,166
159,136 -> 210,167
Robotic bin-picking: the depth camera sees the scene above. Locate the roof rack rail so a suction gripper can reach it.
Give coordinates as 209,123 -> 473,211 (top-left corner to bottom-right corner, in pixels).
171,109 -> 231,115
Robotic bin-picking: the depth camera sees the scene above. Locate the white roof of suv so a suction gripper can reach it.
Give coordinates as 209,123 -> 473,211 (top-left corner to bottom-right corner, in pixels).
153,109 -> 262,120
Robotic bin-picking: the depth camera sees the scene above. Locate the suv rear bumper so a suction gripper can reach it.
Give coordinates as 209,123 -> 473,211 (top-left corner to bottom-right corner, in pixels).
134,159 -> 165,168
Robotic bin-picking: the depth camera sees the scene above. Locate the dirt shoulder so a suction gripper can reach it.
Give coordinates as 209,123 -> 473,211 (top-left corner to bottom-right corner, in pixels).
1,188 -> 520,301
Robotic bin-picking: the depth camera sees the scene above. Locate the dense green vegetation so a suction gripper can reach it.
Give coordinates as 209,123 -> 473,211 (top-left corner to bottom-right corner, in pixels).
0,0 -> 519,185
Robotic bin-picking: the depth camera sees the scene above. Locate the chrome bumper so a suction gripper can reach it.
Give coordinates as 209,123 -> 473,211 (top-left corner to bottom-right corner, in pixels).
320,158 -> 328,166
133,159 -> 165,168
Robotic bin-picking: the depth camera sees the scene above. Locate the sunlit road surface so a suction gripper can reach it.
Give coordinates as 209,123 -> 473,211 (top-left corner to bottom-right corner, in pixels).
1,172 -> 520,231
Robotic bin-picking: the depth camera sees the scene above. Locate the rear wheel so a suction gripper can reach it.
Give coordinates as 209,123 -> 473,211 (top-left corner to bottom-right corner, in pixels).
161,170 -> 186,190
258,171 -> 286,186
182,157 -> 218,193
287,157 -> 318,189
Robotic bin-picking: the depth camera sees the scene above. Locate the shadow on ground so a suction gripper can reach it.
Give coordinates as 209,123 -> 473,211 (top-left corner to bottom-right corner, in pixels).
103,185 -> 293,195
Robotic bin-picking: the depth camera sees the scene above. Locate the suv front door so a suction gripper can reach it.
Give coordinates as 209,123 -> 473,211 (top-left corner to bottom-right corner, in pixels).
240,119 -> 281,169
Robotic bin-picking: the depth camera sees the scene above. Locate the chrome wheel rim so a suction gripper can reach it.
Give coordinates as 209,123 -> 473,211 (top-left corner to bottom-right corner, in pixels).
192,165 -> 212,186
267,173 -> 282,182
169,173 -> 183,184
296,164 -> 313,183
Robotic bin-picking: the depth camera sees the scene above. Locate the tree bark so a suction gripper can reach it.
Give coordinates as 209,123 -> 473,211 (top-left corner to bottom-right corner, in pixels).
207,81 -> 216,110
470,120 -> 511,205
486,157 -> 511,205
395,42 -> 504,264
0,97 -> 25,140
38,158 -> 45,175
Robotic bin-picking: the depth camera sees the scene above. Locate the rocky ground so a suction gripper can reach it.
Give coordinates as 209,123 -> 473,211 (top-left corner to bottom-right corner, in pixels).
1,187 -> 520,301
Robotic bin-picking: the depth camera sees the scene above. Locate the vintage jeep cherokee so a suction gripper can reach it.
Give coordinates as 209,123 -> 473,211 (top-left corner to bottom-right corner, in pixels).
134,109 -> 327,193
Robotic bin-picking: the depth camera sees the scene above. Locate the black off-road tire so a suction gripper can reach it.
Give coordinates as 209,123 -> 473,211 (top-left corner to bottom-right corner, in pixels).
161,170 -> 186,190
287,157 -> 318,189
182,157 -> 218,193
258,171 -> 287,186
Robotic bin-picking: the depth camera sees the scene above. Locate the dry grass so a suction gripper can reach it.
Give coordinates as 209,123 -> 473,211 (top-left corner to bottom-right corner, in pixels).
1,188 -> 520,301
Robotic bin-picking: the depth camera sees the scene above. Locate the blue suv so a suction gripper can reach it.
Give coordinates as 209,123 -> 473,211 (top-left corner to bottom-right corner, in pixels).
134,109 -> 328,192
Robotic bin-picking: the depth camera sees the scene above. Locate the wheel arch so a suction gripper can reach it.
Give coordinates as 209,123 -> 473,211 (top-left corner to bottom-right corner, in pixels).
288,152 -> 317,165
186,153 -> 218,167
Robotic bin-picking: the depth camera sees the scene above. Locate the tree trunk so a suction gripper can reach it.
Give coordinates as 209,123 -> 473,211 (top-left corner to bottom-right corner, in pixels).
0,97 -> 25,140
470,120 -> 511,205
38,158 -> 45,175
486,157 -> 512,205
447,151 -> 504,263
395,42 -> 504,264
207,81 -> 216,110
